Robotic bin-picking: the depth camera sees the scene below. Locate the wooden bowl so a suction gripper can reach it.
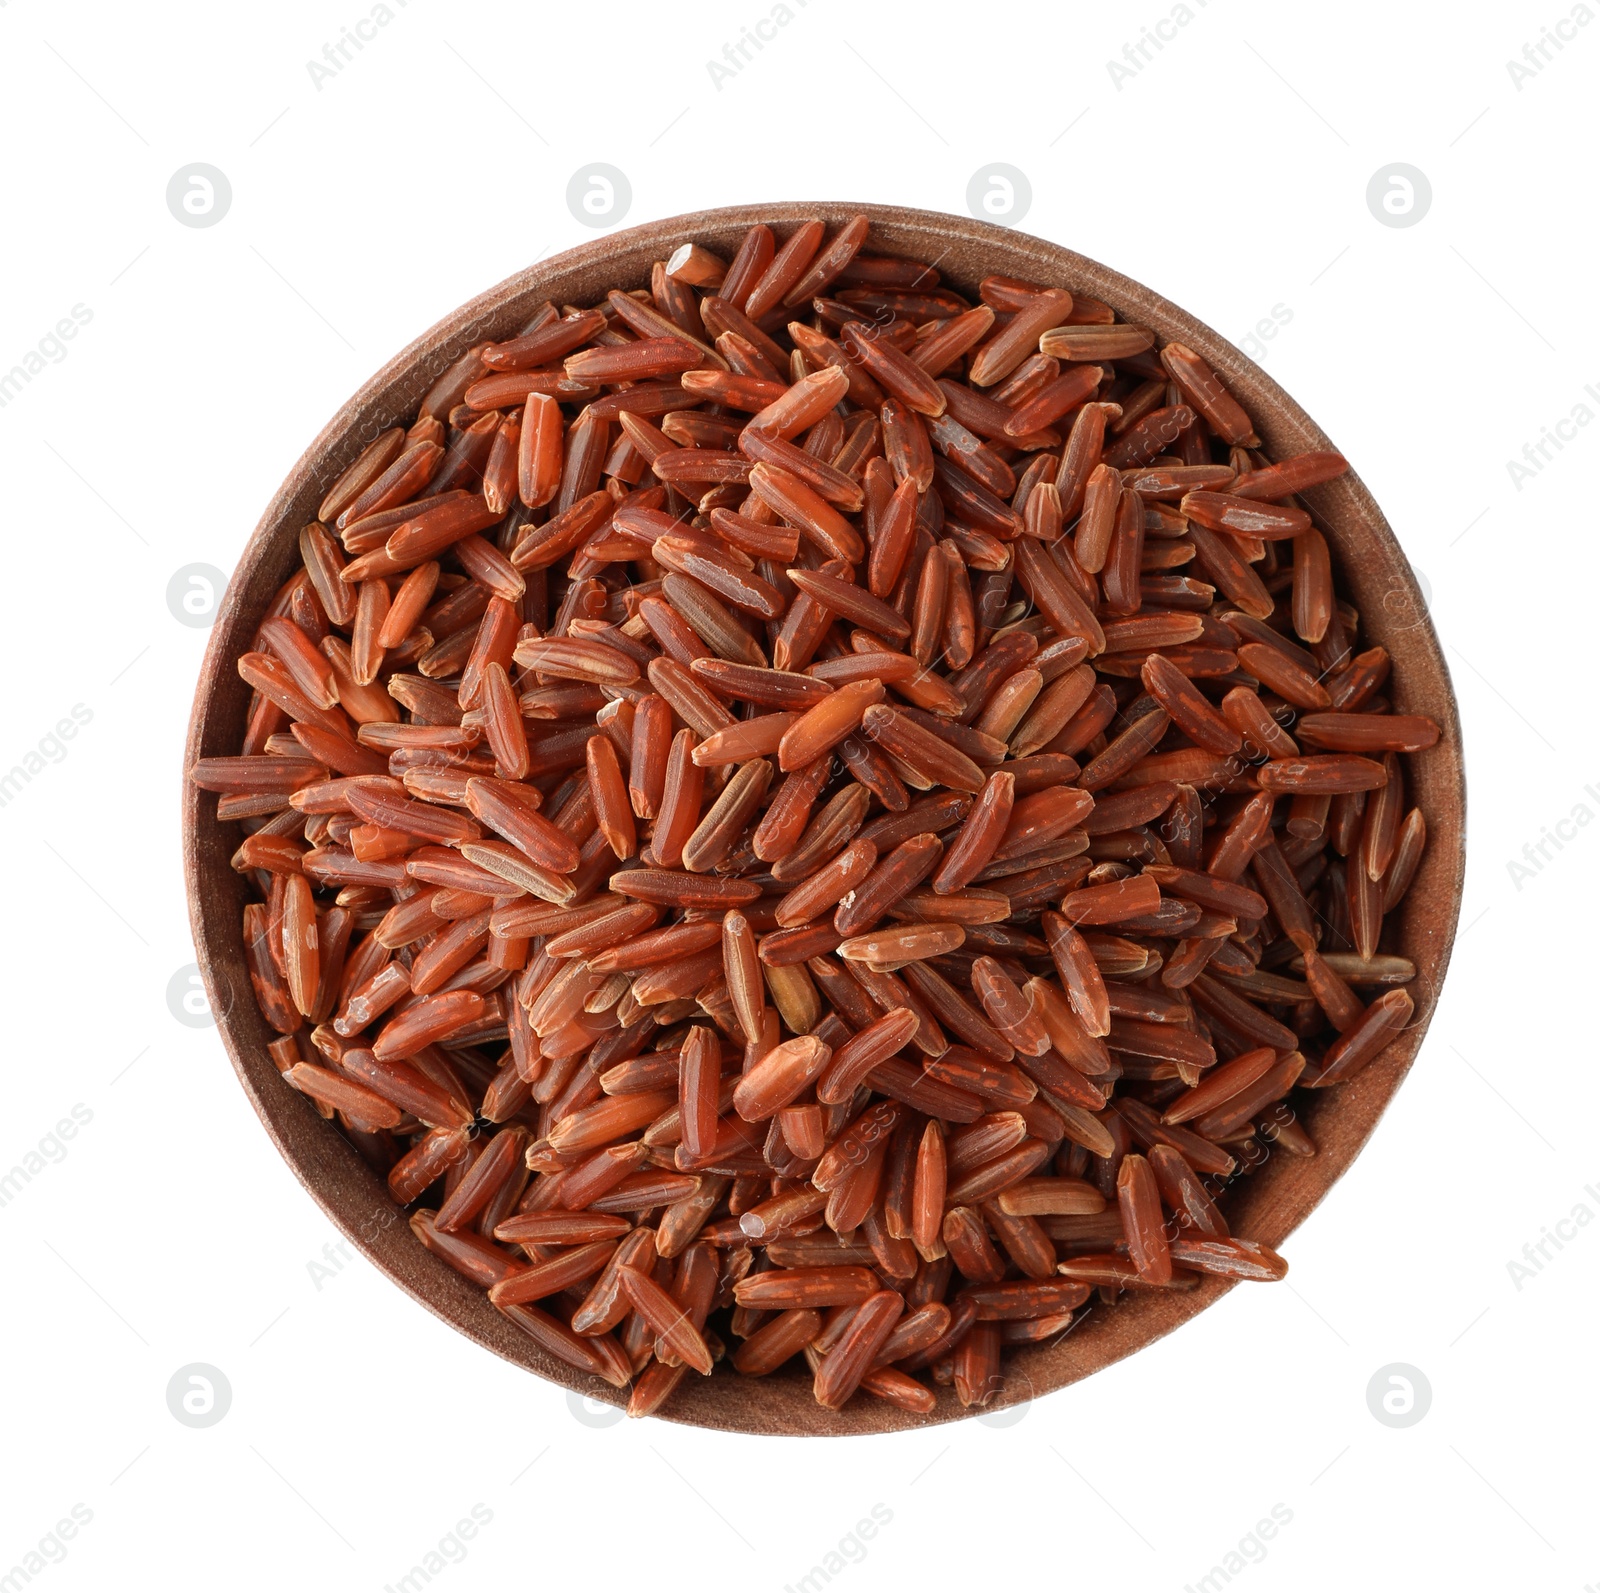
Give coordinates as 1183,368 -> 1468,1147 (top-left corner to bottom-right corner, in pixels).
184,202 -> 1465,1435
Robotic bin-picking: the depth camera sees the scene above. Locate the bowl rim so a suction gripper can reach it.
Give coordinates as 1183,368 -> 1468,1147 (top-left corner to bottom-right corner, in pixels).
183,200 -> 1466,1437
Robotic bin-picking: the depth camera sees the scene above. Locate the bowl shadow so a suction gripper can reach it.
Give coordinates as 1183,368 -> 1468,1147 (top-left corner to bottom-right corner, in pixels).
183,202 -> 1465,1436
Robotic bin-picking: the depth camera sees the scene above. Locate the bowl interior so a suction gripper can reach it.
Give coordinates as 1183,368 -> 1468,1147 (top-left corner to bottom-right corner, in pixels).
184,202 -> 1465,1435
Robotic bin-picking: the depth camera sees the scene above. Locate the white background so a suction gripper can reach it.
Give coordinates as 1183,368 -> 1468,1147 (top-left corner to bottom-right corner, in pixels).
0,0 -> 1593,1587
